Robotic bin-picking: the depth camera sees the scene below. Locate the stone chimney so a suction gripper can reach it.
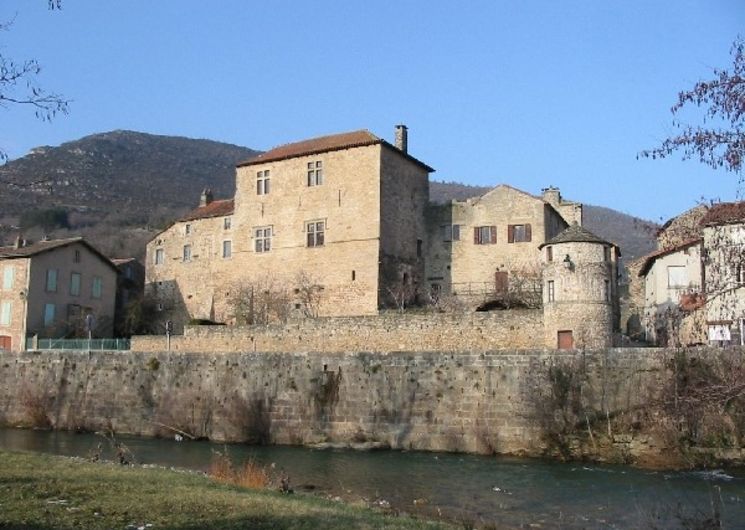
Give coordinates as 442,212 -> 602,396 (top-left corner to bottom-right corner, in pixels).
14,235 -> 25,249
200,188 -> 213,207
541,186 -> 561,206
394,124 -> 408,154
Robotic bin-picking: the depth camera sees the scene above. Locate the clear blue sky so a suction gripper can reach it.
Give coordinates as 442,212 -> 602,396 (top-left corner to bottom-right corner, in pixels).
2,1 -> 743,222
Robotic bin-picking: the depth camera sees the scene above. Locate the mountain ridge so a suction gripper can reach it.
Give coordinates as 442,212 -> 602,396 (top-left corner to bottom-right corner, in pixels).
0,131 -> 657,260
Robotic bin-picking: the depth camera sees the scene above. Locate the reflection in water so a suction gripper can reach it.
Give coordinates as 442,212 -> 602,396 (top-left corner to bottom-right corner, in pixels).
1,428 -> 744,528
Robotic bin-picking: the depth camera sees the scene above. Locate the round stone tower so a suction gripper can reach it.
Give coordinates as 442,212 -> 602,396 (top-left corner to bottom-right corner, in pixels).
539,223 -> 619,350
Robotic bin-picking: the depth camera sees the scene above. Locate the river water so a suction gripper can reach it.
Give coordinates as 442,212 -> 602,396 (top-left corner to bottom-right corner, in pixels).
2,428 -> 744,528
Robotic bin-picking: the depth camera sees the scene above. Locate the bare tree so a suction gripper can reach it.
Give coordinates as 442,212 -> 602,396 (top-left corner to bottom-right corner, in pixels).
640,37 -> 744,174
0,2 -> 69,161
230,277 -> 291,326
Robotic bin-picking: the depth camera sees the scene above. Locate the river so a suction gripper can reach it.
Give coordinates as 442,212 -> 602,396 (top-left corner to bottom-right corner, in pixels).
1,428 -> 744,528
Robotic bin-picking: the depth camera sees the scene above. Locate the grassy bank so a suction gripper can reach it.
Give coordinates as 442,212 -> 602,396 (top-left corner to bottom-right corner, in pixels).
0,450 -> 450,530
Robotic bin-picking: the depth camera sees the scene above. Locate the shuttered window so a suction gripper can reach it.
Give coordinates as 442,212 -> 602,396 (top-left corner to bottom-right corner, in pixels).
508,224 -> 532,243
473,226 -> 497,245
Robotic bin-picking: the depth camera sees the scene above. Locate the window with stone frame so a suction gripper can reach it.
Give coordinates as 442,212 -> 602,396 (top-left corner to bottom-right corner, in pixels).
155,248 -> 164,265
547,246 -> 553,262
508,224 -> 532,243
736,263 -> 745,286
307,220 -> 325,247
254,227 -> 272,253
547,280 -> 555,302
224,216 -> 232,230
222,240 -> 232,259
182,245 -> 192,262
442,224 -> 461,241
474,225 -> 496,245
2,266 -> 13,290
0,301 -> 11,326
92,277 -> 103,299
307,160 -> 323,186
256,170 -> 270,195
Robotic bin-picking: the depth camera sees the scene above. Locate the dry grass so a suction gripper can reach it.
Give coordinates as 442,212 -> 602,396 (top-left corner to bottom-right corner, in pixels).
209,449 -> 271,489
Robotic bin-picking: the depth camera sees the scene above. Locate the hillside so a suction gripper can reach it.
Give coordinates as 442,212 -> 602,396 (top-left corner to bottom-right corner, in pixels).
0,133 -> 656,261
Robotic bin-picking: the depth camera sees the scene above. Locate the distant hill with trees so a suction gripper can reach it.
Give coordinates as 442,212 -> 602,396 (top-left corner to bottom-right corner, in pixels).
0,132 -> 656,260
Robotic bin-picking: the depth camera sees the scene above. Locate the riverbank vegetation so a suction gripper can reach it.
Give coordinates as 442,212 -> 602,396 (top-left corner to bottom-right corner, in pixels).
0,450 -> 450,530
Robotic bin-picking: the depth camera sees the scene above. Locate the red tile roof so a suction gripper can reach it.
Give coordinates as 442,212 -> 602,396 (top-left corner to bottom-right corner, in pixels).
179,199 -> 234,222
637,237 -> 702,277
699,202 -> 745,227
237,129 -> 434,172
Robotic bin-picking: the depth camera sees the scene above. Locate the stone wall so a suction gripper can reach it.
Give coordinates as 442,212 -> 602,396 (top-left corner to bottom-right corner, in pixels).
0,348 -> 665,461
131,310 -> 544,353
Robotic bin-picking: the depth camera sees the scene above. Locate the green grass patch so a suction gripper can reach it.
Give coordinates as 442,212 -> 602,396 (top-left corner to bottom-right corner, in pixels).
0,450 -> 450,530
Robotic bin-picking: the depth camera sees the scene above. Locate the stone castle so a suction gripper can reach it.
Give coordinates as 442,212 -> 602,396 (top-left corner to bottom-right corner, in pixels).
145,126 -> 619,349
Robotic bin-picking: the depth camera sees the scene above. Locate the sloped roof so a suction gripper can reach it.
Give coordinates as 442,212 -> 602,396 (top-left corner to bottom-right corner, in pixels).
237,129 -> 435,172
699,202 -> 745,227
0,237 -> 118,272
637,237 -> 702,277
179,199 -> 234,222
538,223 -> 616,250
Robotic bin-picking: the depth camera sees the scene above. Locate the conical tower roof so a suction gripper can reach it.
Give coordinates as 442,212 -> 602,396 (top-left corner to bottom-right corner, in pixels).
538,223 -> 617,250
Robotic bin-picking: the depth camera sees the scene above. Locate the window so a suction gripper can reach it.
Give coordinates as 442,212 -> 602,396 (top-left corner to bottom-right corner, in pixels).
442,224 -> 461,241
604,280 -> 610,301
547,280 -> 555,302
352,270 -> 356,281
92,277 -> 102,299
474,226 -> 496,245
155,248 -> 164,265
224,216 -> 232,230
307,160 -> 323,186
508,224 -> 532,243
307,221 -> 325,247
2,266 -> 14,290
70,272 -> 81,296
254,227 -> 272,253
74,249 -> 81,263
257,170 -> 270,195
417,239 -> 423,257
222,240 -> 232,258
547,246 -> 553,262
667,265 -> 686,288
185,224 -> 192,235
46,269 -> 58,292
0,301 -> 11,326
43,303 -> 55,326
183,245 -> 192,262
737,264 -> 745,285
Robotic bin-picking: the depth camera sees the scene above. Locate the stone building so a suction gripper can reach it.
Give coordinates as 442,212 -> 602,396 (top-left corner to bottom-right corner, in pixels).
700,202 -> 745,345
425,185 -> 581,309
0,237 -> 118,351
146,127 -> 433,331
540,224 -> 619,349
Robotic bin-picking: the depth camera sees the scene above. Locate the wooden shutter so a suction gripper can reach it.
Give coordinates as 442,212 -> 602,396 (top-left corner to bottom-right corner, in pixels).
474,227 -> 480,244
507,225 -> 514,243
525,224 -> 532,242
490,226 -> 497,244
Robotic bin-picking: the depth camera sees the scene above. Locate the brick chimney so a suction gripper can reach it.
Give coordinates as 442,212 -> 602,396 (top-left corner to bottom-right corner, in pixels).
200,188 -> 213,207
394,124 -> 408,154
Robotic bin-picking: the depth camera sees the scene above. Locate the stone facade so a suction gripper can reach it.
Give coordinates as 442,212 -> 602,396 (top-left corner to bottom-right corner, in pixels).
146,129 -> 432,329
0,238 -> 118,351
131,310 -> 544,353
541,225 -> 619,350
425,185 -> 577,309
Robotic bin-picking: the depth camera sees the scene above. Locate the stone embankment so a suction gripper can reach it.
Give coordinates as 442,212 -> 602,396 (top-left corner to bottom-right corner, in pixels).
4,346 -> 742,467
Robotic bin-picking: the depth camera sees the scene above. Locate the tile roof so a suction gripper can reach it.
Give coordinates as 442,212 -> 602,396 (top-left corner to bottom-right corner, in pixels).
179,199 -> 234,222
699,202 -> 745,227
637,237 -> 702,277
238,130 -> 381,167
0,237 -> 117,271
237,129 -> 435,172
538,223 -> 616,250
